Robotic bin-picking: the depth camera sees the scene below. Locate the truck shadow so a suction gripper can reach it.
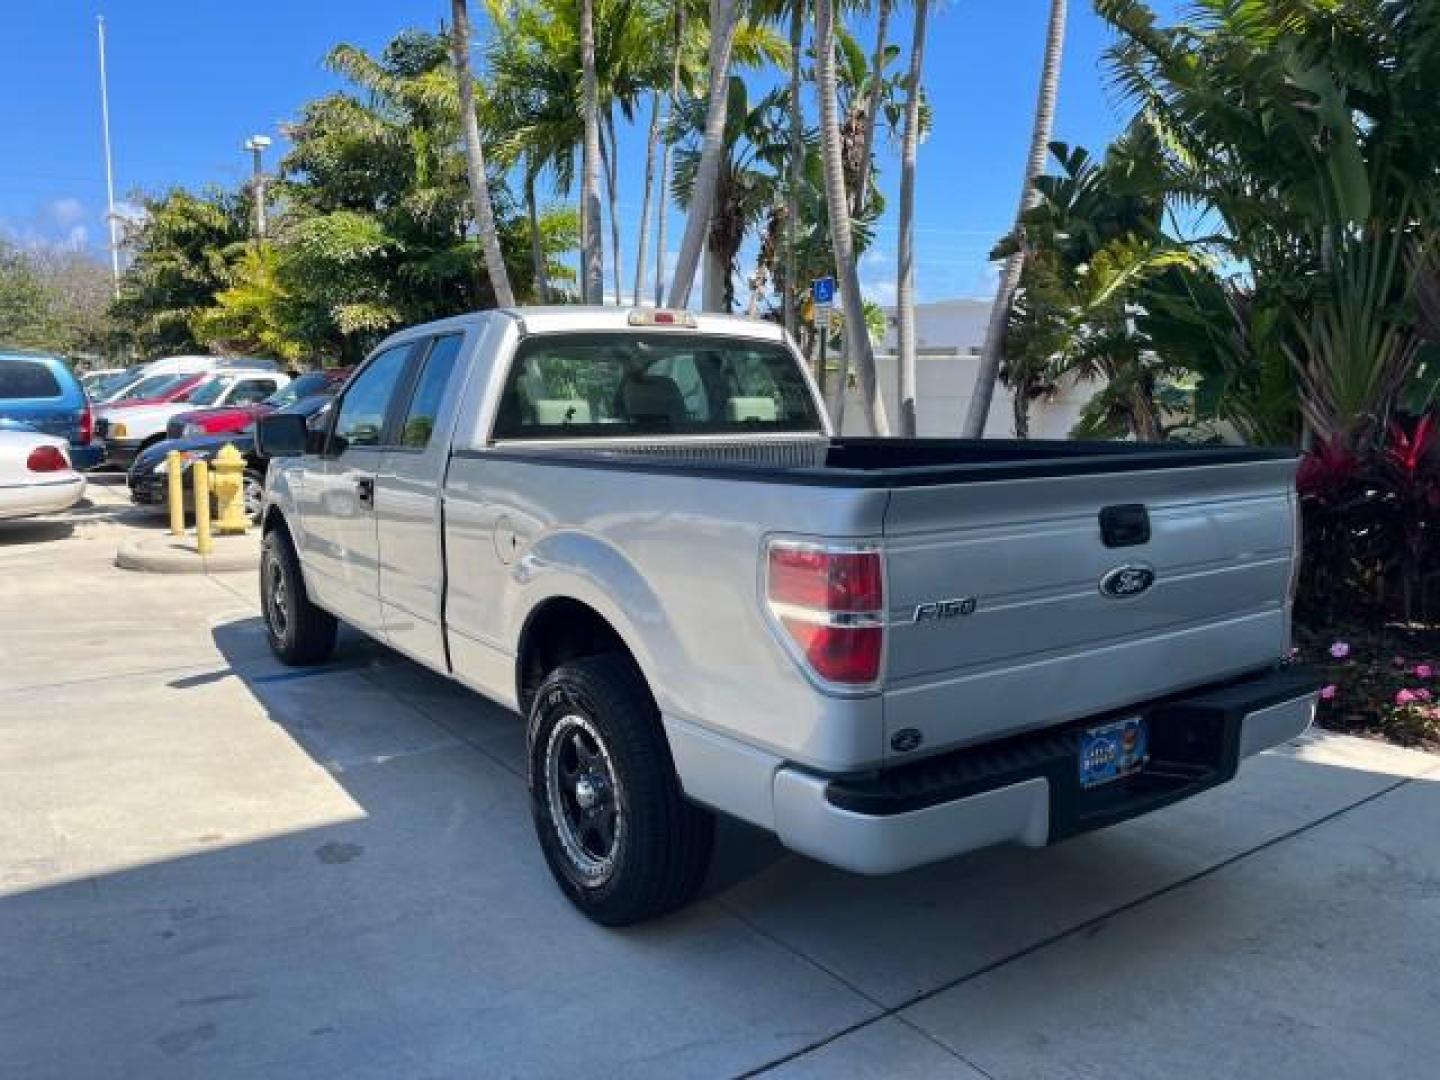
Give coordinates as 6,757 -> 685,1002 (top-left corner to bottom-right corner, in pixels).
205,616 -> 791,898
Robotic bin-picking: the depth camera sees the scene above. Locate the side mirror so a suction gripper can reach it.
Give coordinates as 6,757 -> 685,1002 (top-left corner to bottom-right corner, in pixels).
256,413 -> 309,458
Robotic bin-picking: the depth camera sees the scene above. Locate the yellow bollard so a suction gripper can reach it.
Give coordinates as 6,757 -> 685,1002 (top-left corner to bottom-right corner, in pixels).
212,443 -> 249,536
166,450 -> 185,536
193,459 -> 213,556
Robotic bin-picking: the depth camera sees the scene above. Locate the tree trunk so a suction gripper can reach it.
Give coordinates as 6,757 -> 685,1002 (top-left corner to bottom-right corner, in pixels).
852,0 -> 893,218
600,109 -> 624,304
703,242 -> 728,312
816,0 -> 889,436
525,164 -> 548,303
579,0 -> 605,303
667,0 -> 741,309
896,0 -> 928,437
963,0 -> 1066,437
450,0 -> 514,307
784,2 -> 804,337
633,90 -> 661,304
653,7 -> 686,305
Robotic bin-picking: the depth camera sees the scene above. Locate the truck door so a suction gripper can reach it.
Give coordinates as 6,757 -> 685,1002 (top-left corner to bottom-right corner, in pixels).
298,342 -> 416,635
374,332 -> 468,669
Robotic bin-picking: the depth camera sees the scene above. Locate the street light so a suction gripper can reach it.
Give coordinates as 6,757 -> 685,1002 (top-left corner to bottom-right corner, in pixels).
244,134 -> 272,240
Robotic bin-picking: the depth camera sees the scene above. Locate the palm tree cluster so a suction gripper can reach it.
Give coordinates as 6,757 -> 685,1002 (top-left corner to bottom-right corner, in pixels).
1000,0 -> 1440,449
471,0 -> 939,435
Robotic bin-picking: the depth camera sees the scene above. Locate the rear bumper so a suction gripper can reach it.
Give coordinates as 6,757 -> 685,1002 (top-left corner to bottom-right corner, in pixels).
69,443 -> 104,471
103,439 -> 143,469
770,666 -> 1319,875
0,476 -> 86,520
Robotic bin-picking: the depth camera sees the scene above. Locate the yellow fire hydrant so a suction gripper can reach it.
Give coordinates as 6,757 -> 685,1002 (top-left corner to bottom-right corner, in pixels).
212,443 -> 250,536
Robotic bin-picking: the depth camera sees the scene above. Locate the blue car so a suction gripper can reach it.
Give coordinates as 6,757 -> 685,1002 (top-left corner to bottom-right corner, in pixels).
0,352 -> 103,471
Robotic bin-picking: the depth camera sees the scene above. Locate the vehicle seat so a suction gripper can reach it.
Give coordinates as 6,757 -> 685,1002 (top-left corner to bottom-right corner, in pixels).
616,374 -> 687,428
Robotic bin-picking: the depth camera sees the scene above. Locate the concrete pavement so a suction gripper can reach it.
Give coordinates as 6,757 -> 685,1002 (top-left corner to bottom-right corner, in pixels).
1,476 -> 1438,1079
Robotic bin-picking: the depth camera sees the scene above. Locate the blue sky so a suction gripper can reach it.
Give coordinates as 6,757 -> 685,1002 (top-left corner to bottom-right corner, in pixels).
1,1 -> 1168,303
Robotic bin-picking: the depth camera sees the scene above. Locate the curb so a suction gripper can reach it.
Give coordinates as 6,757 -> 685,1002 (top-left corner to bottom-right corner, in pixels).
115,534 -> 259,574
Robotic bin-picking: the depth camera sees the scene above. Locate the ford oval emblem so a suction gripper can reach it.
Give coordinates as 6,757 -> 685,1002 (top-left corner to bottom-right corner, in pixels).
1099,564 -> 1155,599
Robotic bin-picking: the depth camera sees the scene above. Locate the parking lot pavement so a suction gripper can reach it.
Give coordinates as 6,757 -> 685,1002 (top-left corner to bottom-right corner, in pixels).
3,478 -> 1439,1079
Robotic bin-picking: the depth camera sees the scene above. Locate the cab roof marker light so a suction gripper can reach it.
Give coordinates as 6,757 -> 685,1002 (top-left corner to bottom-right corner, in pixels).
627,309 -> 698,328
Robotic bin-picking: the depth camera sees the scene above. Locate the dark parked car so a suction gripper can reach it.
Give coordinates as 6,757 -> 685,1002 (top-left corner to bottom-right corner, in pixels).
128,395 -> 332,524
0,352 -> 101,471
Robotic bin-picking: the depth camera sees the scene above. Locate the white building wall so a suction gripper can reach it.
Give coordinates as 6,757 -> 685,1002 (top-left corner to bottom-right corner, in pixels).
835,298 -> 1096,438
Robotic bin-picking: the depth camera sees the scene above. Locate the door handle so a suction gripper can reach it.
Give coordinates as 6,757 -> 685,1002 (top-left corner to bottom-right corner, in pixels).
356,477 -> 375,509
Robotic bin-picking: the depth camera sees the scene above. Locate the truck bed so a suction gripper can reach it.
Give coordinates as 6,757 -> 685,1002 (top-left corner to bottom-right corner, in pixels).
475,436 -> 1291,486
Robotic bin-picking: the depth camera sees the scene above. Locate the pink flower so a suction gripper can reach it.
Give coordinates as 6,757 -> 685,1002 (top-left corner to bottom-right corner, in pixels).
1329,641 -> 1351,660
1416,688 -> 1433,702
1396,689 -> 1418,706
1320,684 -> 1338,701
1415,664 -> 1434,680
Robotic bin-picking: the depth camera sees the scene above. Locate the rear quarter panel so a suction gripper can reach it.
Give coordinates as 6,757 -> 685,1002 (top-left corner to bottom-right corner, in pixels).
442,455 -> 891,771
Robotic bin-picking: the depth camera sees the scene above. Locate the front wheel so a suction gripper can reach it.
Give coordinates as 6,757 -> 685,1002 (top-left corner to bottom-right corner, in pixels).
243,469 -> 266,526
528,655 -> 715,926
261,529 -> 337,666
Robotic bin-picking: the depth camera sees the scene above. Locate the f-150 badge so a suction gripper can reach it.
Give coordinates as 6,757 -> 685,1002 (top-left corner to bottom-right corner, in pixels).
912,597 -> 977,622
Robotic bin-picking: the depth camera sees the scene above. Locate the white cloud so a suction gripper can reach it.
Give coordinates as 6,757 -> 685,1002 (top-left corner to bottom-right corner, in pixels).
48,197 -> 86,229
866,278 -> 899,306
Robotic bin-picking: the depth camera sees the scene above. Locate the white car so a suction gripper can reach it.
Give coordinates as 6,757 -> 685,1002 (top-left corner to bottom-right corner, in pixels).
97,369 -> 290,469
0,425 -> 86,520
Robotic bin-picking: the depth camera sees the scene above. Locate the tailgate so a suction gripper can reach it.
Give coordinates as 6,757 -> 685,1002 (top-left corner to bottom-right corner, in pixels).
881,458 -> 1298,761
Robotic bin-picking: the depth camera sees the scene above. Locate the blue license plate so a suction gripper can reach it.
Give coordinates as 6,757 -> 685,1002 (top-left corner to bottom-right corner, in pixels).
1079,716 -> 1148,788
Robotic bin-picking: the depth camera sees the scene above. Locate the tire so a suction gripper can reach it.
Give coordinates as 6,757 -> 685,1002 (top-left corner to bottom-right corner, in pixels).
242,469 -> 265,526
260,528 -> 337,666
528,655 -> 715,926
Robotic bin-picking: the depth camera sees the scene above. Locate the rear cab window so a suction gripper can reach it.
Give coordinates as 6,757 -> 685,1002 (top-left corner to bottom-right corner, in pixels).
0,360 -> 63,400
492,333 -> 822,439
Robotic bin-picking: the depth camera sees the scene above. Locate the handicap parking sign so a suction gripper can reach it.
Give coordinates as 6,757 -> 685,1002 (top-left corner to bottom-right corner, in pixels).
811,276 -> 836,305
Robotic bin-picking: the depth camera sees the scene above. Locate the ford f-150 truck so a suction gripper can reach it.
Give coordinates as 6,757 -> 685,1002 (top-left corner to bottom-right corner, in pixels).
256,306 -> 1319,925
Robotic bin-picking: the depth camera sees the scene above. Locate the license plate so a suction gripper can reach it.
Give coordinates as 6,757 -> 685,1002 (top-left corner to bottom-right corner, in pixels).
1079,716 -> 1148,788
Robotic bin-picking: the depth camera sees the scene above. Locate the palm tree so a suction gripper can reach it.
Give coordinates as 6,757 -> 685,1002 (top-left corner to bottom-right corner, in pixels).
851,0 -> 893,218
667,0 -> 744,309
579,0 -> 605,302
451,0 -> 516,305
784,0 -> 805,335
669,77 -> 789,311
815,0 -> 889,434
895,0 -> 928,436
650,6 -> 686,303
964,0 -> 1067,437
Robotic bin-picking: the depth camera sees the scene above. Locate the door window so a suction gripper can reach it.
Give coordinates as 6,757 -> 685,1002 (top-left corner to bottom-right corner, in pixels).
331,345 -> 413,450
399,335 -> 463,448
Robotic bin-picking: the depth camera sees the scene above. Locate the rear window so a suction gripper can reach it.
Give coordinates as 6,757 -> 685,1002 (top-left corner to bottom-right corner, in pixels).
118,374 -> 183,401
493,333 -> 822,439
0,360 -> 63,400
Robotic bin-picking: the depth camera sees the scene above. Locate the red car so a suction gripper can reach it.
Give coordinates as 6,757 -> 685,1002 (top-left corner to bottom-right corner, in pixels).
165,369 -> 352,440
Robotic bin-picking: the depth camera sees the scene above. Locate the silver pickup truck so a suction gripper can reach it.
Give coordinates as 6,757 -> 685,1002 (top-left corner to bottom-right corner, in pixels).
256,306 -> 1319,925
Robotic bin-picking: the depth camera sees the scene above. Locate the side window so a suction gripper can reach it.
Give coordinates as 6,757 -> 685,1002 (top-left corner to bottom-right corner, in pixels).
399,335 -> 463,448
332,345 -> 413,450
228,379 -> 277,406
0,361 -> 63,400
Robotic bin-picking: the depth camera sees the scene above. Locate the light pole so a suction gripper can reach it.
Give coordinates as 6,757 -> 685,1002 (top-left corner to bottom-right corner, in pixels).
97,16 -> 121,298
244,134 -> 272,241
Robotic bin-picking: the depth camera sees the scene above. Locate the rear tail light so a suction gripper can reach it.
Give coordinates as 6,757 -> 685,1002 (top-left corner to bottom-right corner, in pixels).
27,445 -> 69,473
765,540 -> 885,685
79,402 -> 94,445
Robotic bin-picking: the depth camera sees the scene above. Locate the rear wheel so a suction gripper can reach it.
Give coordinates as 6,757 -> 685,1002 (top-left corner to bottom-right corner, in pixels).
528,655 -> 714,926
261,528 -> 337,665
